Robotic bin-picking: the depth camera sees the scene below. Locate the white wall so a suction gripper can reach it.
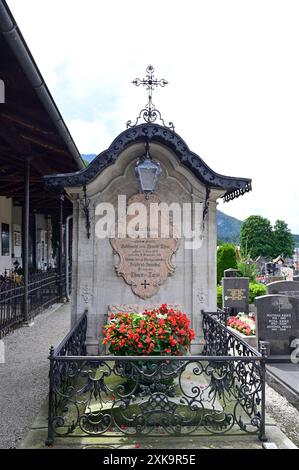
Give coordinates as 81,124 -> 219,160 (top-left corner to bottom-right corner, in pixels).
35,214 -> 55,270
0,196 -> 13,274
11,206 -> 22,267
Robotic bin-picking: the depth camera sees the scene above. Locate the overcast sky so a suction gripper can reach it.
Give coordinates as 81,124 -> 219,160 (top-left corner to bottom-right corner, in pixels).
7,0 -> 299,232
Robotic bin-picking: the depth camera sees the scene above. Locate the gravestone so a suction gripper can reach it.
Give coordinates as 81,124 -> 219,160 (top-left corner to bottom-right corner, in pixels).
267,280 -> 299,298
265,276 -> 284,284
224,268 -> 240,278
255,295 -> 299,357
281,267 -> 294,281
293,275 -> 299,282
222,277 -> 249,314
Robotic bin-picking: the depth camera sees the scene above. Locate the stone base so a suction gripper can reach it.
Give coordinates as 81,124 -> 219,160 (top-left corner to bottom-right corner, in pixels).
227,327 -> 258,350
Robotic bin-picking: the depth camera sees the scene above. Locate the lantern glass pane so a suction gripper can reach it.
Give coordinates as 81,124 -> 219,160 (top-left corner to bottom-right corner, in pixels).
139,167 -> 156,192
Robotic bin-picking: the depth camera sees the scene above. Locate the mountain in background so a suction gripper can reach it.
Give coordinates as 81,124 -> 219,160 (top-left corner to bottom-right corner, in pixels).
293,234 -> 299,247
81,155 -> 299,247
217,210 -> 299,247
217,210 -> 243,244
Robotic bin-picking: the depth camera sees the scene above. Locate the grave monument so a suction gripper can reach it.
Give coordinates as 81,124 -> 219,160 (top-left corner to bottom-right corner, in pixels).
44,66 -> 252,354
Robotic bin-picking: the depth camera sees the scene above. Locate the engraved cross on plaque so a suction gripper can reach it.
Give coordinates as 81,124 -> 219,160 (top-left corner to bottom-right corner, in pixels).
276,299 -> 283,312
141,280 -> 150,289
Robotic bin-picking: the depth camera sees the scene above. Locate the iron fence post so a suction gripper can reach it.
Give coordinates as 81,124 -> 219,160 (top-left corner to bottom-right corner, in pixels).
45,345 -> 55,446
259,355 -> 268,442
22,156 -> 30,323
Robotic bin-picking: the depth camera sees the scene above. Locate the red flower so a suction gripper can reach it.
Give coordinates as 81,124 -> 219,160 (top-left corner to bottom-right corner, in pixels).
102,305 -> 195,356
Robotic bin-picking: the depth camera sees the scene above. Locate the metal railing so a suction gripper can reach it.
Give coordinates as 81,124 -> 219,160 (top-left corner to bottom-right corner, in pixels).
0,278 -> 24,338
46,310 -> 267,445
0,270 -> 70,338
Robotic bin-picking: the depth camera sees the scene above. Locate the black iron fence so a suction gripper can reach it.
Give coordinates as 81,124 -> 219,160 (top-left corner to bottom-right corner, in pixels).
46,310 -> 267,445
0,270 -> 69,338
0,278 -> 24,338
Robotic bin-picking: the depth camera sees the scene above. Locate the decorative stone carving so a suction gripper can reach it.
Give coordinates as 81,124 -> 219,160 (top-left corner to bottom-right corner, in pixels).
108,304 -> 182,315
81,286 -> 91,304
197,290 -> 207,305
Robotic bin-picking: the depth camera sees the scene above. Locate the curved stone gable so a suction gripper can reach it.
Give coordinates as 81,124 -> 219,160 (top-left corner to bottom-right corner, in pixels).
44,124 -> 251,201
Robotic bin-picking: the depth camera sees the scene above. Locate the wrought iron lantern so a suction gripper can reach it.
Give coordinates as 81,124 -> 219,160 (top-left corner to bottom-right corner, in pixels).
135,141 -> 161,194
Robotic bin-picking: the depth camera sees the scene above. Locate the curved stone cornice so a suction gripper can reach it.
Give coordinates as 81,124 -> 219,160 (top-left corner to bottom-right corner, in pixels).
43,124 -> 251,201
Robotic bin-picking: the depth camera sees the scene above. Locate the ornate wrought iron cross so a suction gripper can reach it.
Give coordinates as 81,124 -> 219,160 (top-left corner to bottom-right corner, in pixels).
127,65 -> 174,131
133,65 -> 168,114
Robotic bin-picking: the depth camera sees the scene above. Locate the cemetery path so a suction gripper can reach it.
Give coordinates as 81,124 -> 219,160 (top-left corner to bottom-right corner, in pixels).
0,302 -> 70,449
266,384 -> 299,447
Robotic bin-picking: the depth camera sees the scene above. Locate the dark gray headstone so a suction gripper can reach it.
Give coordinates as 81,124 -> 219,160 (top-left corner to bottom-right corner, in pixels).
267,281 -> 299,298
222,277 -> 249,313
265,276 -> 284,285
293,276 -> 299,282
224,268 -> 240,278
255,295 -> 299,356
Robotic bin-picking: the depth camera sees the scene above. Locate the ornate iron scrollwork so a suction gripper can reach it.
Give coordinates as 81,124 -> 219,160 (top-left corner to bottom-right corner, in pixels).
80,185 -> 91,239
46,310 -> 266,444
127,65 -> 175,131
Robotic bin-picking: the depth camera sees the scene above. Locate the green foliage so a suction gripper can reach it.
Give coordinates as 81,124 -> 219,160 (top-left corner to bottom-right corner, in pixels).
273,220 -> 295,258
217,243 -> 238,284
249,282 -> 266,303
240,215 -> 274,259
240,215 -> 295,259
237,259 -> 257,282
217,285 -> 223,308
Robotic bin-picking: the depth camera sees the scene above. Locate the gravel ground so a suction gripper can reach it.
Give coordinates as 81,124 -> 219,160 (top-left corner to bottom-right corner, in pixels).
0,303 -> 70,449
266,384 -> 299,447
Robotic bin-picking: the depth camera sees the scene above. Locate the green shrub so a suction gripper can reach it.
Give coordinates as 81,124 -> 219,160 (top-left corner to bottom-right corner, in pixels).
217,285 -> 223,308
217,244 -> 238,284
237,260 -> 257,282
249,282 -> 266,304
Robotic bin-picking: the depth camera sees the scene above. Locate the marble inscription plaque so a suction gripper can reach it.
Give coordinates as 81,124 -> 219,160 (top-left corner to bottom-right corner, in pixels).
110,194 -> 180,299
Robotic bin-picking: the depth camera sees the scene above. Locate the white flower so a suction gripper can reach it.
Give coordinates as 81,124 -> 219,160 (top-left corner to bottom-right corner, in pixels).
156,313 -> 168,319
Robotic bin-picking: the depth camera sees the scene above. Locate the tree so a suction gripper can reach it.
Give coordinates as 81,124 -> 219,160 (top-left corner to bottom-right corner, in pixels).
217,243 -> 238,284
240,215 -> 274,259
272,220 -> 295,258
237,258 -> 257,282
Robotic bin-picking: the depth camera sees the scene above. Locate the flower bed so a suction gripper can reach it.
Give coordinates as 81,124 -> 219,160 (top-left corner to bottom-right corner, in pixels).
227,312 -> 256,336
102,303 -> 195,356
